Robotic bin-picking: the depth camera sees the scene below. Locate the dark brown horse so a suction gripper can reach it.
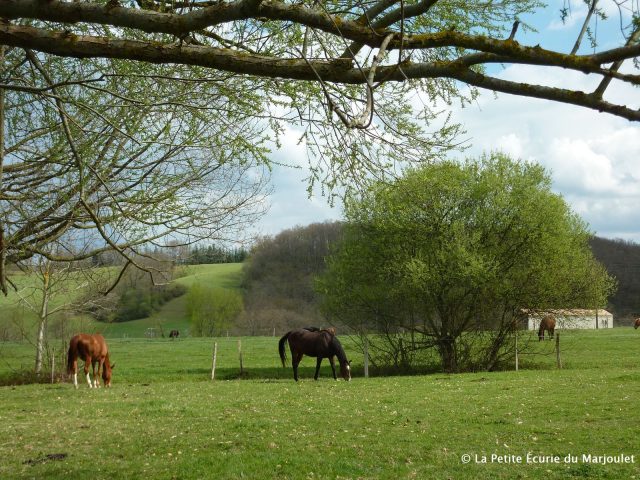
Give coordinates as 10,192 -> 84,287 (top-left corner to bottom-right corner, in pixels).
279,328 -> 351,381
538,315 -> 556,341
634,318 -> 640,330
169,329 -> 180,339
67,334 -> 114,389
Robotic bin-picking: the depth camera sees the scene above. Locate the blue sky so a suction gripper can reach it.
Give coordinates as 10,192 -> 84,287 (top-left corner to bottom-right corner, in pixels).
254,1 -> 640,243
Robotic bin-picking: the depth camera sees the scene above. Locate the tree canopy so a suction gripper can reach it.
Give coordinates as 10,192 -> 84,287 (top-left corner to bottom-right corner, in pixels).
318,153 -> 616,373
1,0 -> 637,292
1,0 -> 638,121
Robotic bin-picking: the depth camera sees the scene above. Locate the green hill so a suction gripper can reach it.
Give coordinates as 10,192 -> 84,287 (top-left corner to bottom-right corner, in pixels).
0,263 -> 244,340
100,263 -> 244,338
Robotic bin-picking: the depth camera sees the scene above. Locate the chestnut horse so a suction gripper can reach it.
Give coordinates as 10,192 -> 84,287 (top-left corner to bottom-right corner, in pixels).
279,327 -> 350,381
634,318 -> 640,330
67,334 -> 114,389
538,315 -> 556,341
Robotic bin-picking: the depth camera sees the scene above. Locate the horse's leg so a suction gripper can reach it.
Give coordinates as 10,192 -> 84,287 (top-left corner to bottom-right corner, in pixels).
72,357 -> 78,389
94,360 -> 102,388
292,352 -> 303,382
314,357 -> 322,380
84,357 -> 92,388
329,356 -> 337,380
93,359 -> 101,388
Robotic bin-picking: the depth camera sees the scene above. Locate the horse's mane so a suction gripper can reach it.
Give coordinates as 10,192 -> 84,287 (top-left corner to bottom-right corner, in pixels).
329,335 -> 348,364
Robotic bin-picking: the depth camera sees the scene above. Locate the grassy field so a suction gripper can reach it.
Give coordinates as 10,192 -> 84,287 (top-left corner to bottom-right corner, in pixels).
1,329 -> 639,479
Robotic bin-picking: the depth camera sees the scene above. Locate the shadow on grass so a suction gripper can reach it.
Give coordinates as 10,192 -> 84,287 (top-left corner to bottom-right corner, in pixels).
0,370 -> 69,386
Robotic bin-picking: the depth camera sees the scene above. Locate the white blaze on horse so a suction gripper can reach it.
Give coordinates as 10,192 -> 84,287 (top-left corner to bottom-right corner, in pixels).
67,333 -> 114,389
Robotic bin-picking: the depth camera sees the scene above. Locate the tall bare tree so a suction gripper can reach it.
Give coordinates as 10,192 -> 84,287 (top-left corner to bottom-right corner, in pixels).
0,48 -> 271,293
15,257 -> 92,375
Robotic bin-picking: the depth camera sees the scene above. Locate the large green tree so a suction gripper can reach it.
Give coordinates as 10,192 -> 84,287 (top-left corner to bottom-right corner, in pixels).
318,153 -> 615,373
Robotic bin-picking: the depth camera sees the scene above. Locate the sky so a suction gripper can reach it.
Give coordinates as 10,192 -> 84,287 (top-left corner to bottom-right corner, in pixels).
254,1 -> 640,243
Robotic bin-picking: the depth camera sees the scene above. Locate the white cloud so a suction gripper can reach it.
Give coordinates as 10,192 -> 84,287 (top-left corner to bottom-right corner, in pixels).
548,137 -> 618,194
453,63 -> 640,242
253,128 -> 341,237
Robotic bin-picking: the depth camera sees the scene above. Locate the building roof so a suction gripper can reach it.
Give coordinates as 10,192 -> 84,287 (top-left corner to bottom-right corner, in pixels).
521,308 -> 612,317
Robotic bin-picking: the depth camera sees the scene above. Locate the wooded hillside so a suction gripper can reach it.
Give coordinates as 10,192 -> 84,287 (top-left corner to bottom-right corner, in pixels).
240,222 -> 342,334
241,224 -> 639,330
590,236 -> 640,324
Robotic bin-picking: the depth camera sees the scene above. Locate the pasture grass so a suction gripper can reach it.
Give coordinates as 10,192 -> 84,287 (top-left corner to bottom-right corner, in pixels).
1,330 -> 640,479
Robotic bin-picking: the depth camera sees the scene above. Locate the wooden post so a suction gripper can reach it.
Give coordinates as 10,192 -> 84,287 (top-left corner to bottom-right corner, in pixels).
515,332 -> 519,372
238,339 -> 244,375
211,342 -> 218,380
555,333 -> 562,369
364,336 -> 369,378
50,354 -> 55,384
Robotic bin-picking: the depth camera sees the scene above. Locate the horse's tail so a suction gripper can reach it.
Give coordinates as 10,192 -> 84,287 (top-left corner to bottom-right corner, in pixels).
537,321 -> 545,340
67,341 -> 75,374
278,331 -> 291,367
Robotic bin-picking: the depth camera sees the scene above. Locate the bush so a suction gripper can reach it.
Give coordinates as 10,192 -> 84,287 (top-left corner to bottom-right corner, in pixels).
187,284 -> 243,336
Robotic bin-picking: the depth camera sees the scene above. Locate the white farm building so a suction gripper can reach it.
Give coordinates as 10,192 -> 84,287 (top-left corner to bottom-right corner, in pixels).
522,309 -> 614,330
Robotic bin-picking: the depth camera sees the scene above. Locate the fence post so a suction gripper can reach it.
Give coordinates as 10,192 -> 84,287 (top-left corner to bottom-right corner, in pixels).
515,332 -> 519,372
211,342 -> 218,380
50,354 -> 55,384
238,339 -> 244,376
555,333 -> 562,369
364,336 -> 369,378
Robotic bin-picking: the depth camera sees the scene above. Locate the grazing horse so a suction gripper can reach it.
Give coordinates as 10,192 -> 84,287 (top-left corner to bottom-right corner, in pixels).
279,328 -> 351,382
634,318 -> 640,330
169,329 -> 180,339
67,334 -> 114,389
538,315 -> 556,341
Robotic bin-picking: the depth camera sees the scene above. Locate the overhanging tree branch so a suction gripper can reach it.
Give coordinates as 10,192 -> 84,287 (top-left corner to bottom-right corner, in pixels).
1,22 -> 637,120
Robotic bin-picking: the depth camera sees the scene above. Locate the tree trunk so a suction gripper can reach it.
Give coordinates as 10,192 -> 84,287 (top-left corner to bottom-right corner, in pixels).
438,336 -> 458,373
34,313 -> 46,375
34,271 -> 50,375
0,45 -> 7,297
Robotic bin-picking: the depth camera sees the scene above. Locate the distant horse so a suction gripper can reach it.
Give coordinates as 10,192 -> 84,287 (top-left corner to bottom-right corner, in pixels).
634,318 -> 640,330
538,315 -> 556,341
279,328 -> 351,381
169,329 -> 180,339
67,334 -> 114,389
